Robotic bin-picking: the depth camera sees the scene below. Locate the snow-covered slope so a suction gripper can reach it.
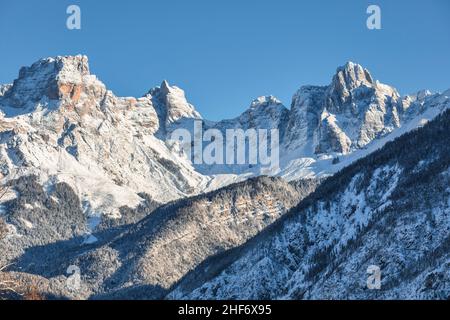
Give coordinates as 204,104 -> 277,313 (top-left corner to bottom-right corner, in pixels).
1,176 -> 319,299
169,110 -> 450,300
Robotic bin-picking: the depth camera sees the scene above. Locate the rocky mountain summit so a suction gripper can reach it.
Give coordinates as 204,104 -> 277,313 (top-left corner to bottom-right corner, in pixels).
145,80 -> 202,138
287,62 -> 410,155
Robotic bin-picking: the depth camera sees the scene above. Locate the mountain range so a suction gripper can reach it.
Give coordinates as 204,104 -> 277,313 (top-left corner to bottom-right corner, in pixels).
0,55 -> 448,299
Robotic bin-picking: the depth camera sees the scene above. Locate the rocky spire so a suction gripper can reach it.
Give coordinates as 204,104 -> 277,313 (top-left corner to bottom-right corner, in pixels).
326,61 -> 375,108
147,80 -> 201,129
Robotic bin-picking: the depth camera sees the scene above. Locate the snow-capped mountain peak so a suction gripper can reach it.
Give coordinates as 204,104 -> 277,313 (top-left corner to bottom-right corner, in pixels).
325,61 -> 399,111
249,95 -> 283,109
283,61 -> 404,155
332,61 -> 374,91
0,55 -> 106,117
146,80 -> 202,136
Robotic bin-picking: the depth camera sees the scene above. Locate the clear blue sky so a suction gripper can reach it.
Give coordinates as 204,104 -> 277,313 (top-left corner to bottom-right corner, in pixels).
0,0 -> 449,120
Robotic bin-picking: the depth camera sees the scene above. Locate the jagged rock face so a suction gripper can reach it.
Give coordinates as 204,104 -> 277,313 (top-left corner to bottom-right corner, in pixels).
284,86 -> 326,153
240,96 -> 289,131
316,110 -> 352,154
0,84 -> 12,97
284,62 -> 403,154
1,56 -> 90,108
146,80 -> 201,137
323,62 -> 402,150
326,61 -> 375,109
212,95 -> 289,132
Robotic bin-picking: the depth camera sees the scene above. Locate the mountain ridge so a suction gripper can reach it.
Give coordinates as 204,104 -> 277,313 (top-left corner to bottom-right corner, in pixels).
0,54 -> 448,247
